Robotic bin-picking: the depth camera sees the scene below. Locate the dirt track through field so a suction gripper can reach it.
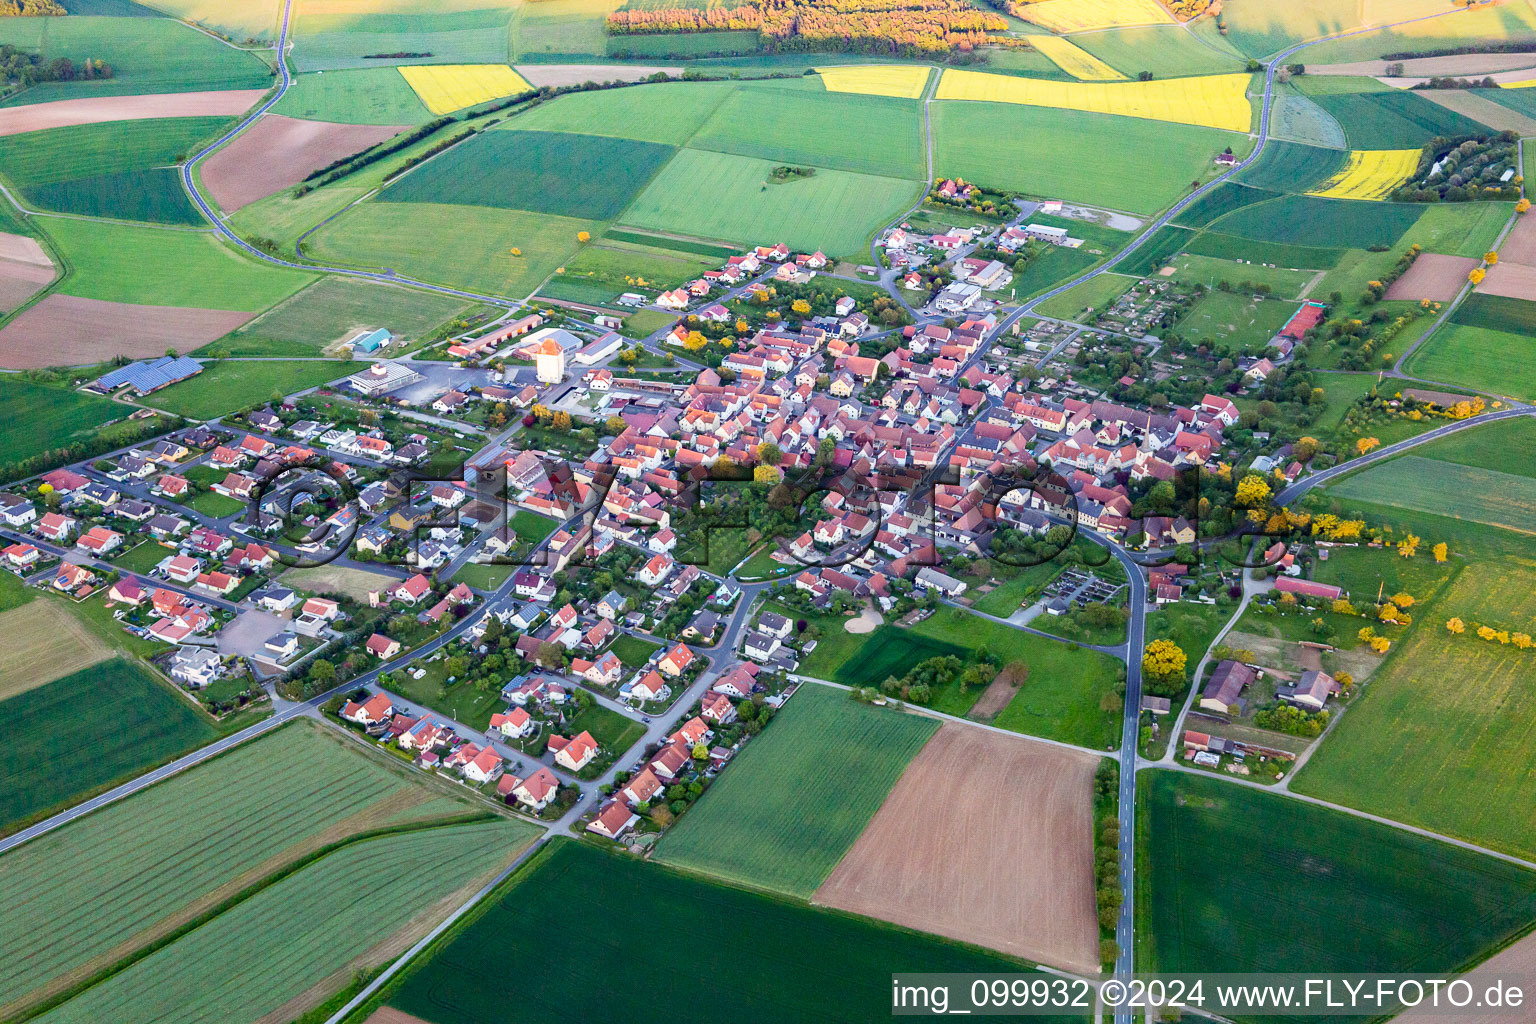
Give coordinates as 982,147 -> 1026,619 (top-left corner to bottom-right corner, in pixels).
0,295 -> 251,368
0,599 -> 113,700
0,90 -> 267,137
813,723 -> 1102,974
202,114 -> 405,213
1478,261 -> 1536,301
1383,253 -> 1481,302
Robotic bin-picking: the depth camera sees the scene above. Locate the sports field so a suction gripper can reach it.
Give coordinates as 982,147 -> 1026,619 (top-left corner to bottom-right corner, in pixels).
817,64 -> 929,98
0,376 -> 123,464
1028,34 -> 1126,80
223,276 -> 476,356
271,68 -> 432,125
142,359 -> 347,418
937,69 -> 1252,132
44,218 -> 315,310
934,100 -> 1236,216
654,683 -> 937,898
1330,455 -> 1536,535
1307,148 -> 1421,201
619,148 -> 922,257
1017,0 -> 1172,33
309,200 -> 599,298
398,63 -> 532,114
32,819 -> 534,1024
0,721 -> 478,1019
385,840 -> 1078,1024
1153,247 -> 1325,298
1140,770 -> 1536,980
0,659 -> 214,837
383,129 -> 673,219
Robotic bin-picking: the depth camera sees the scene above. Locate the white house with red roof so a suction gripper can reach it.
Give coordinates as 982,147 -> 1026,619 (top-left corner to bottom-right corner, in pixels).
462,746 -> 504,784
341,692 -> 394,725
512,766 -> 559,810
586,799 -> 639,839
366,633 -> 401,659
34,511 -> 74,542
490,707 -> 534,739
550,730 -> 598,772
658,642 -> 694,677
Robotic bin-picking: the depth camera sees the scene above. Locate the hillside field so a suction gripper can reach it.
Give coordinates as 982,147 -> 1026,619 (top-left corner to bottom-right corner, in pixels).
384,840 -> 1081,1024
654,683 -> 936,897
1402,324 -> 1536,402
1329,454 -> 1536,535
0,377 -> 124,465
142,360 -> 348,418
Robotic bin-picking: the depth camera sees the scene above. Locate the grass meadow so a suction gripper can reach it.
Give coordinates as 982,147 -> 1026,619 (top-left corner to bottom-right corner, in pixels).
654,683 -> 936,898
1207,193 -> 1422,250
1175,290 -> 1298,352
221,276 -> 477,356
933,100 -> 1240,216
1330,454 -> 1536,541
1401,324 -> 1536,402
503,80 -> 738,145
271,68 -> 432,125
0,377 -> 124,465
548,239 -> 717,302
291,9 -> 513,72
0,659 -> 216,835
1139,770 -> 1536,988
44,219 -> 315,310
31,819 -> 535,1024
1406,202 -> 1513,259
383,840 -> 1076,1024
619,148 -> 921,258
143,359 -> 347,418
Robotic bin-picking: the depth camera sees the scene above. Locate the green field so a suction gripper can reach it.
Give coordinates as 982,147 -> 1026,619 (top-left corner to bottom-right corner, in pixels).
32,819 -> 534,1024
143,359 -> 346,418
385,840 -> 1077,1024
1114,224 -> 1196,276
1296,76 -> 1492,149
608,27 -> 760,56
383,129 -> 674,220
1402,323 -> 1536,402
1329,454 -> 1536,536
934,100 -> 1239,216
270,68 -> 431,125
542,239 -> 717,305
1411,414 -> 1536,479
1454,292 -> 1536,335
0,16 -> 272,104
506,80 -> 737,145
1408,202 -> 1513,259
0,659 -> 216,835
1184,228 -> 1344,269
221,276 -> 476,356
291,9 -> 514,72
1269,81 -> 1347,149
0,116 -> 229,187
688,84 -> 925,180
1302,1 -> 1536,65
0,377 -> 124,466
1236,139 -> 1345,193
655,683 -> 936,897
29,167 -> 201,224
620,147 -> 921,258
1035,272 -> 1135,322
44,219 -> 314,310
1209,194 -> 1422,250
1175,290 -> 1297,352
1139,770 -> 1536,992
309,200 -> 597,298
0,720 -> 480,1015
512,0 -> 617,58
1172,182 -> 1282,229
1158,251 -> 1318,297
1071,24 -> 1245,78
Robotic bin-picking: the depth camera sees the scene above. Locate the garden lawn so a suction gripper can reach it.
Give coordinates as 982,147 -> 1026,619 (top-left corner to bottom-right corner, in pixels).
450,561 -> 513,590
44,219 -> 315,310
382,129 -> 673,219
0,377 -> 123,465
0,720 -> 481,1017
308,201 -> 597,298
607,633 -> 660,668
654,683 -> 937,898
0,659 -> 216,835
1401,324 -> 1536,402
30,820 -> 535,1024
187,490 -> 246,517
143,360 -> 347,419
220,276 -> 476,356
1139,770 -> 1536,997
384,840 -> 1076,1024
271,68 -> 431,125
619,148 -> 921,259
934,100 -> 1240,216
566,703 -> 643,764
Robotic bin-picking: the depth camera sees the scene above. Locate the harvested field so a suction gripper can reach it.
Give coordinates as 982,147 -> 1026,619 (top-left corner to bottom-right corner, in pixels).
0,231 -> 54,311
282,564 -> 400,602
1395,927 -> 1536,1024
1416,88 -> 1536,135
813,725 -> 1102,974
1312,54 -> 1536,78
1496,206 -> 1536,265
0,90 -> 267,138
0,295 -> 251,368
1383,253 -> 1480,301
0,598 -> 113,701
201,114 -> 405,212
365,1011 -> 433,1024
515,63 -> 674,87
1478,261 -> 1536,300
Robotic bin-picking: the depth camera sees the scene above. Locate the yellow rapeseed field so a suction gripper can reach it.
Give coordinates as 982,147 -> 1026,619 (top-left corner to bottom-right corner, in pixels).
817,65 -> 931,99
398,64 -> 533,115
1308,149 -> 1422,201
936,69 -> 1252,132
1017,0 -> 1173,33
1028,34 -> 1128,80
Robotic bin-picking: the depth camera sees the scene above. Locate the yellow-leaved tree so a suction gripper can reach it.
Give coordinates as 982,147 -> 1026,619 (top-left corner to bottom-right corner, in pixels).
1234,475 -> 1271,508
1141,639 -> 1186,696
1446,617 -> 1465,634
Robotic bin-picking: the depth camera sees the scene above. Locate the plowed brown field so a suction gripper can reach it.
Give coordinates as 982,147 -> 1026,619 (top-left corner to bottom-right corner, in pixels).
0,90 -> 266,137
201,114 -> 404,212
0,294 -> 250,367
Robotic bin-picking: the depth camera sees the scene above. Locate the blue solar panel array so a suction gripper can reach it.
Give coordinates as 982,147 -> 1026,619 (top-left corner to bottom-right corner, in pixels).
96,355 -> 204,394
